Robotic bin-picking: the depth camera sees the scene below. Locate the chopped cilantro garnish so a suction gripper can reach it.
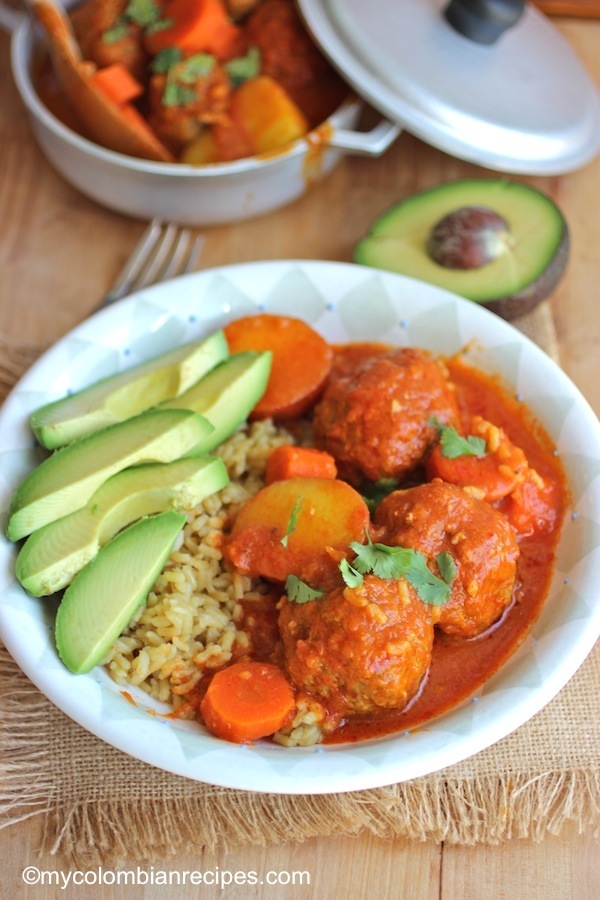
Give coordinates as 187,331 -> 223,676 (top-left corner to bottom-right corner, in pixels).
102,17 -> 129,44
431,417 -> 487,459
125,0 -> 162,28
163,81 -> 197,107
161,53 -> 216,107
341,533 -> 452,606
436,551 -> 457,587
151,47 -> 183,74
361,477 -> 399,514
339,558 -> 364,588
102,0 -> 163,45
285,575 -> 324,605
281,496 -> 304,548
225,46 -> 261,87
146,16 -> 173,35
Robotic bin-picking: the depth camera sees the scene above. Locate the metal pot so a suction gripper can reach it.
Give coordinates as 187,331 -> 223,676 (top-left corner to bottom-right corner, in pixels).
0,1 -> 400,225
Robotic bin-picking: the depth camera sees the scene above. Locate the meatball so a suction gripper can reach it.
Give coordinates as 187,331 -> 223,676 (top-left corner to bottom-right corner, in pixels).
279,575 -> 434,717
312,348 -> 459,485
374,482 -> 519,638
147,67 -> 232,154
243,0 -> 347,127
244,0 -> 332,92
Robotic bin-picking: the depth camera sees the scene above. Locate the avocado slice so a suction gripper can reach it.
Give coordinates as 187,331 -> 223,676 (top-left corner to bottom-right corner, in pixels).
354,179 -> 569,319
7,408 -> 213,541
31,330 -> 228,449
55,510 -> 186,674
16,455 -> 228,597
162,350 -> 272,452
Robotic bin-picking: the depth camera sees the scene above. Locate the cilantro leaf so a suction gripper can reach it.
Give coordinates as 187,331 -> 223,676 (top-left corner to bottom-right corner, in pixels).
125,0 -> 161,28
344,534 -> 451,606
436,551 -> 457,586
177,53 -> 216,84
431,417 -> 487,459
340,558 -> 364,588
163,81 -> 197,107
225,46 -> 261,87
151,47 -> 182,74
102,18 -> 129,44
162,53 -> 216,107
361,477 -> 399,514
402,552 -> 452,606
348,532 -> 378,574
281,496 -> 303,548
103,0 -> 163,44
285,575 -> 324,605
146,16 -> 173,34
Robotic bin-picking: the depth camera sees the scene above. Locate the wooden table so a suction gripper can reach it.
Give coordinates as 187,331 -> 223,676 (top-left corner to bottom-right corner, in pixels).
1,14 -> 599,900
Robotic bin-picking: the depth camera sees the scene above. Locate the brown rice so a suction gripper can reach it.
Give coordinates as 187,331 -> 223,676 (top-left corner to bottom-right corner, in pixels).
102,419 -> 326,745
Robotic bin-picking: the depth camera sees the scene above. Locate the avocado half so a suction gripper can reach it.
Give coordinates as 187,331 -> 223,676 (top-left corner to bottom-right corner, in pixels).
354,179 -> 569,320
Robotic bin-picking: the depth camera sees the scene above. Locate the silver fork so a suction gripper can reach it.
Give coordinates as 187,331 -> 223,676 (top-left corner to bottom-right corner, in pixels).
96,220 -> 204,311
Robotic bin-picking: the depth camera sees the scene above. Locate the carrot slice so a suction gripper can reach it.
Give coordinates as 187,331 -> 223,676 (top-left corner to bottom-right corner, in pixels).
223,314 -> 333,420
200,660 -> 295,742
426,416 -> 529,502
265,445 -> 337,485
90,64 -> 143,106
144,0 -> 241,58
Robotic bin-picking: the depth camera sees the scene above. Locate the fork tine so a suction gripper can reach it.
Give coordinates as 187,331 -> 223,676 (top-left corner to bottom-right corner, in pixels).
102,219 -> 163,305
96,220 -> 205,314
162,227 -> 194,280
181,234 -> 205,275
135,222 -> 179,289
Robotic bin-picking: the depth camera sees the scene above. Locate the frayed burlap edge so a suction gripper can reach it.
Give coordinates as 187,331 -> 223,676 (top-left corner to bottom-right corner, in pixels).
41,772 -> 600,868
2,307 -> 598,867
1,643 -> 598,867
0,649 -> 53,830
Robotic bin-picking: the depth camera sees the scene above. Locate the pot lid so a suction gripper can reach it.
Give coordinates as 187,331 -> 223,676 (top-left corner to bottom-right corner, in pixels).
297,0 -> 600,174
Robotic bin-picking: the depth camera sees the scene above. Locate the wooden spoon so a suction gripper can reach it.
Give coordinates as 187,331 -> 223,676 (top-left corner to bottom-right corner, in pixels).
29,0 -> 174,162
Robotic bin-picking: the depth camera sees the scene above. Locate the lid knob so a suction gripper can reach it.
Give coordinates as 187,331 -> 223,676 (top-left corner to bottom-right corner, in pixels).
444,0 -> 525,44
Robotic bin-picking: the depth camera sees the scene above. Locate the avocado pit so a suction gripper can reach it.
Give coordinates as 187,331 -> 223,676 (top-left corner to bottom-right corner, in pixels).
353,178 -> 570,320
427,206 -> 513,270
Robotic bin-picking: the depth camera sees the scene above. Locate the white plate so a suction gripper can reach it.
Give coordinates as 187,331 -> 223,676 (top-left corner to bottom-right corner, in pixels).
1,260 -> 599,793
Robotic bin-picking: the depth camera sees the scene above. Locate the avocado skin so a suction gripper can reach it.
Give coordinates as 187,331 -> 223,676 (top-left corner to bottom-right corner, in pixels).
162,350 -> 272,451
55,511 -> 186,675
481,230 -> 570,320
7,408 -> 213,542
16,455 -> 228,597
354,179 -> 569,321
31,330 -> 228,450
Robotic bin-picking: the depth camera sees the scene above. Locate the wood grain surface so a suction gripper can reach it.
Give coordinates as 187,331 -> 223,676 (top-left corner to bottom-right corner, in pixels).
534,0 -> 600,18
0,13 -> 599,900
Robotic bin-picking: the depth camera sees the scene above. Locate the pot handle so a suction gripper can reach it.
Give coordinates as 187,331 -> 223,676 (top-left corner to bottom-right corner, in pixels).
328,118 -> 401,157
0,0 -> 23,32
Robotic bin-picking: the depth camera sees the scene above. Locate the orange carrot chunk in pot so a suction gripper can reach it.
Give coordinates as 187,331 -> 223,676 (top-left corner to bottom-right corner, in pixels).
90,64 -> 143,106
144,0 -> 241,58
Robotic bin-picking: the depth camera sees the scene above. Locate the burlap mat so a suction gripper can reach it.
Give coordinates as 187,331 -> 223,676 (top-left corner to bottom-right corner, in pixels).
0,303 -> 598,867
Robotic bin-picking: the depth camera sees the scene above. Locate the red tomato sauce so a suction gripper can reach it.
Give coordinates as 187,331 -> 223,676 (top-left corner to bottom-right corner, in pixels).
330,353 -> 567,743
238,346 -> 567,744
